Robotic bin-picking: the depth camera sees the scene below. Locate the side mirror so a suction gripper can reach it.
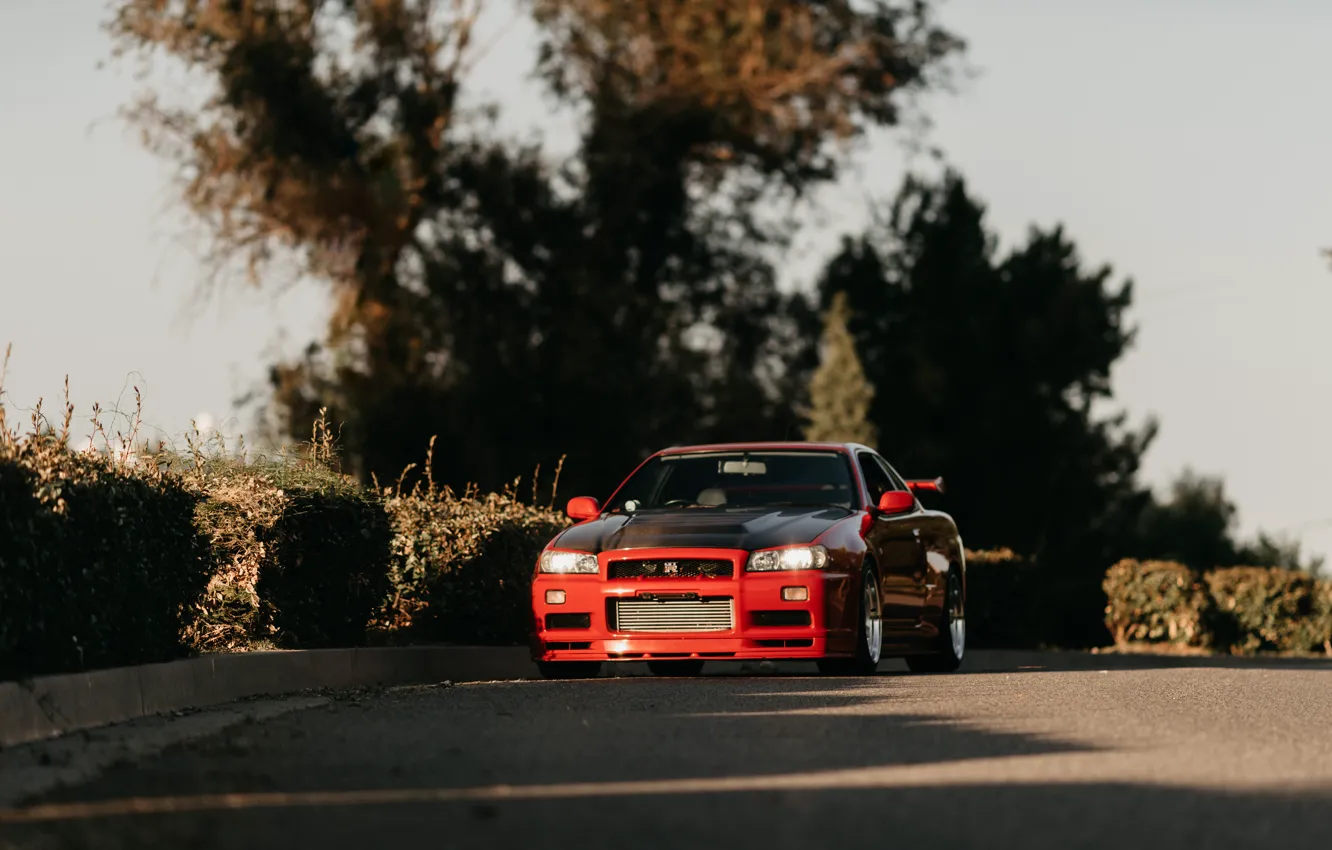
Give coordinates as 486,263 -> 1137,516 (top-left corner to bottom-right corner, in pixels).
876,490 -> 915,515
906,477 -> 945,495
566,496 -> 601,521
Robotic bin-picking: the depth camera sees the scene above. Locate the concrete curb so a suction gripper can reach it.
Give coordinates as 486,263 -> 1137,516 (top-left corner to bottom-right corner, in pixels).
0,646 -> 539,749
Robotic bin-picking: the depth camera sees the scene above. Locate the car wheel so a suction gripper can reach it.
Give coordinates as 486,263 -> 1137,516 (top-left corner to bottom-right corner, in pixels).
817,563 -> 883,676
906,568 -> 965,674
646,659 -> 706,677
537,661 -> 603,680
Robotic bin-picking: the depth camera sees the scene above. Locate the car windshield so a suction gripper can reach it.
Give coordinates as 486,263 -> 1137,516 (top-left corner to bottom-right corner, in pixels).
606,451 -> 859,512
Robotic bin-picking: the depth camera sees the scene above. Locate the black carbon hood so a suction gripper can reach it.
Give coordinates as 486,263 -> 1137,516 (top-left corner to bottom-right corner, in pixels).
551,506 -> 853,553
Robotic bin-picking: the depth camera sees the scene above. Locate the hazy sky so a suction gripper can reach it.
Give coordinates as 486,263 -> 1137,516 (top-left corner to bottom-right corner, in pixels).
3,0 -> 1332,557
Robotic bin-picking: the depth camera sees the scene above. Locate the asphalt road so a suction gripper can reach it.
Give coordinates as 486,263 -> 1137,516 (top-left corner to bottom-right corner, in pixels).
3,651 -> 1332,850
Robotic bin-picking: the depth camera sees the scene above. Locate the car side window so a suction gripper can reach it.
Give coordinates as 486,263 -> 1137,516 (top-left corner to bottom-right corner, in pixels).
875,455 -> 909,492
857,451 -> 895,504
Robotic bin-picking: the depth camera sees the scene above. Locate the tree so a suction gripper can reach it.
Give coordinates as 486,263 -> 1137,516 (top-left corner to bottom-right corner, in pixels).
107,0 -> 963,497
1130,469 -> 1326,574
803,292 -> 877,446
1131,468 -> 1240,571
1237,532 -> 1325,575
817,171 -> 1156,645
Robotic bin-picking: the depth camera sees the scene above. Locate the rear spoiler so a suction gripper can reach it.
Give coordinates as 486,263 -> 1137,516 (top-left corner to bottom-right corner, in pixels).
906,477 -> 945,495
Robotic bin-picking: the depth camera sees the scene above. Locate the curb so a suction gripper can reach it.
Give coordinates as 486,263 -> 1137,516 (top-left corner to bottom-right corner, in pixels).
0,646 -> 539,749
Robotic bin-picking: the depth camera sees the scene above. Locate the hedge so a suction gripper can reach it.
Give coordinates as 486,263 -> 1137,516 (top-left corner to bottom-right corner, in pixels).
964,548 -> 1042,648
1102,559 -> 1211,648
1205,567 -> 1332,655
372,482 -> 569,646
0,418 -> 568,680
0,435 -> 213,680
187,459 -> 394,652
1104,559 -> 1332,655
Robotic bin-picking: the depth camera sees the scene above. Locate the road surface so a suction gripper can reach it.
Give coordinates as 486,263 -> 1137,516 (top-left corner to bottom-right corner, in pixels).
2,651 -> 1331,849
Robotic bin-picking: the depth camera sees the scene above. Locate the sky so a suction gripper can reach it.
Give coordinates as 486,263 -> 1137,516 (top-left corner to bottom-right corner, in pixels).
3,0 -> 1332,558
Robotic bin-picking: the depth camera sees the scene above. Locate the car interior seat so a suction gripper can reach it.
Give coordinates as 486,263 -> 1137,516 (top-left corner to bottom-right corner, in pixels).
697,487 -> 727,507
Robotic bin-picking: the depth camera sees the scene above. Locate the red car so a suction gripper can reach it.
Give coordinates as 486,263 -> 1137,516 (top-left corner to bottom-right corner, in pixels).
529,442 -> 967,678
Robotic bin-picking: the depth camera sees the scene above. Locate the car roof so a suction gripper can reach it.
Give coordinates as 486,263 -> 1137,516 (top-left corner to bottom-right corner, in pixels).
656,441 -> 873,456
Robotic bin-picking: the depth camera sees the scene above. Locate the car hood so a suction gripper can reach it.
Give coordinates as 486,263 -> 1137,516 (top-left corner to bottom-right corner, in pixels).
552,506 -> 854,554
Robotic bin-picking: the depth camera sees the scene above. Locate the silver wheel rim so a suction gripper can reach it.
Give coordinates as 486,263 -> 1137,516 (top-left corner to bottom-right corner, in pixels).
948,574 -> 965,660
864,572 -> 883,665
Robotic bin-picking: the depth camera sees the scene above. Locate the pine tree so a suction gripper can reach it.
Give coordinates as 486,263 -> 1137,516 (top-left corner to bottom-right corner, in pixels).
803,291 -> 877,446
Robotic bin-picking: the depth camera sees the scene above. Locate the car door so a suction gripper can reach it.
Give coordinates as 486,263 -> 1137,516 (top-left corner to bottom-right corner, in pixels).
855,451 -> 921,635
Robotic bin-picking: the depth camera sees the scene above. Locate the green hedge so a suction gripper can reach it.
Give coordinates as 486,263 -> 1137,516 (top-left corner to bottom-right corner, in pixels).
1205,567 -> 1332,655
374,487 -> 568,646
1102,559 -> 1211,648
0,438 -> 213,680
1104,559 -> 1332,655
964,548 -> 1042,648
0,427 -> 566,681
183,460 -> 393,652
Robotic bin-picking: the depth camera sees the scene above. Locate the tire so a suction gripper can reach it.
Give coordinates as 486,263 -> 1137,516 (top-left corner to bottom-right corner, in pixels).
817,562 -> 883,676
537,661 -> 603,680
646,659 -> 706,677
906,568 -> 965,674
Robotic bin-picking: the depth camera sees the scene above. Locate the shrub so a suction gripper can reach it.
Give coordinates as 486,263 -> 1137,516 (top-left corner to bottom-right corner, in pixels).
189,456 -> 393,651
0,435 -> 213,680
965,548 -> 1043,648
1102,559 -> 1212,648
375,480 -> 569,646
1205,567 -> 1332,655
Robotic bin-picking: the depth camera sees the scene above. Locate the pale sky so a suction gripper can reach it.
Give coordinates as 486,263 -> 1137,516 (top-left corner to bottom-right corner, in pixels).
3,0 -> 1332,558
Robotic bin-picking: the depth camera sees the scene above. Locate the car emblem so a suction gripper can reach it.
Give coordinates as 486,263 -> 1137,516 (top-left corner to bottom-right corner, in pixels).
663,561 -> 679,575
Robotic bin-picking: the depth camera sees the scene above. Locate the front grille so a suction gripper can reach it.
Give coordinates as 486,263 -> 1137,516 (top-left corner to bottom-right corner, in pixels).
613,598 -> 734,633
608,559 -> 734,579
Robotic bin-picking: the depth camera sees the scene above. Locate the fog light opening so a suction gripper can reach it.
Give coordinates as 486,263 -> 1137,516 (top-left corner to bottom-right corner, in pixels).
545,589 -> 567,605
782,586 -> 809,602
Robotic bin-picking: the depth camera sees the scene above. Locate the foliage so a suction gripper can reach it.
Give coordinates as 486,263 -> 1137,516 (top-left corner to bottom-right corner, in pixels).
1205,567 -> 1332,655
0,361 -> 564,678
106,0 -> 963,501
1104,559 -> 1332,656
1102,560 -> 1212,648
0,379 -> 214,680
1129,469 -> 1239,572
802,291 -> 877,446
963,548 -> 1043,649
372,447 -> 569,645
1128,468 -> 1325,575
528,0 -> 963,188
1237,532 -> 1325,575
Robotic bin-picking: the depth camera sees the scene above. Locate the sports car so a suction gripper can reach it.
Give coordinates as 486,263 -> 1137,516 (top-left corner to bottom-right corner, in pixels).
529,442 -> 966,678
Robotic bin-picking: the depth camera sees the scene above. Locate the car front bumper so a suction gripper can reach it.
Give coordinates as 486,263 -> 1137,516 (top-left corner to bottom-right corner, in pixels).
530,547 -> 854,662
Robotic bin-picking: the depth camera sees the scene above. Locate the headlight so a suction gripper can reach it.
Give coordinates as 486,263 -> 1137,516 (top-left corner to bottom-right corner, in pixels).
538,550 -> 600,574
746,545 -> 830,572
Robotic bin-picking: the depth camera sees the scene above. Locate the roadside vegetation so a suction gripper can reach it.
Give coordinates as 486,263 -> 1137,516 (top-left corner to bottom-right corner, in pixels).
2,364 -> 1328,682
0,366 -> 565,681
